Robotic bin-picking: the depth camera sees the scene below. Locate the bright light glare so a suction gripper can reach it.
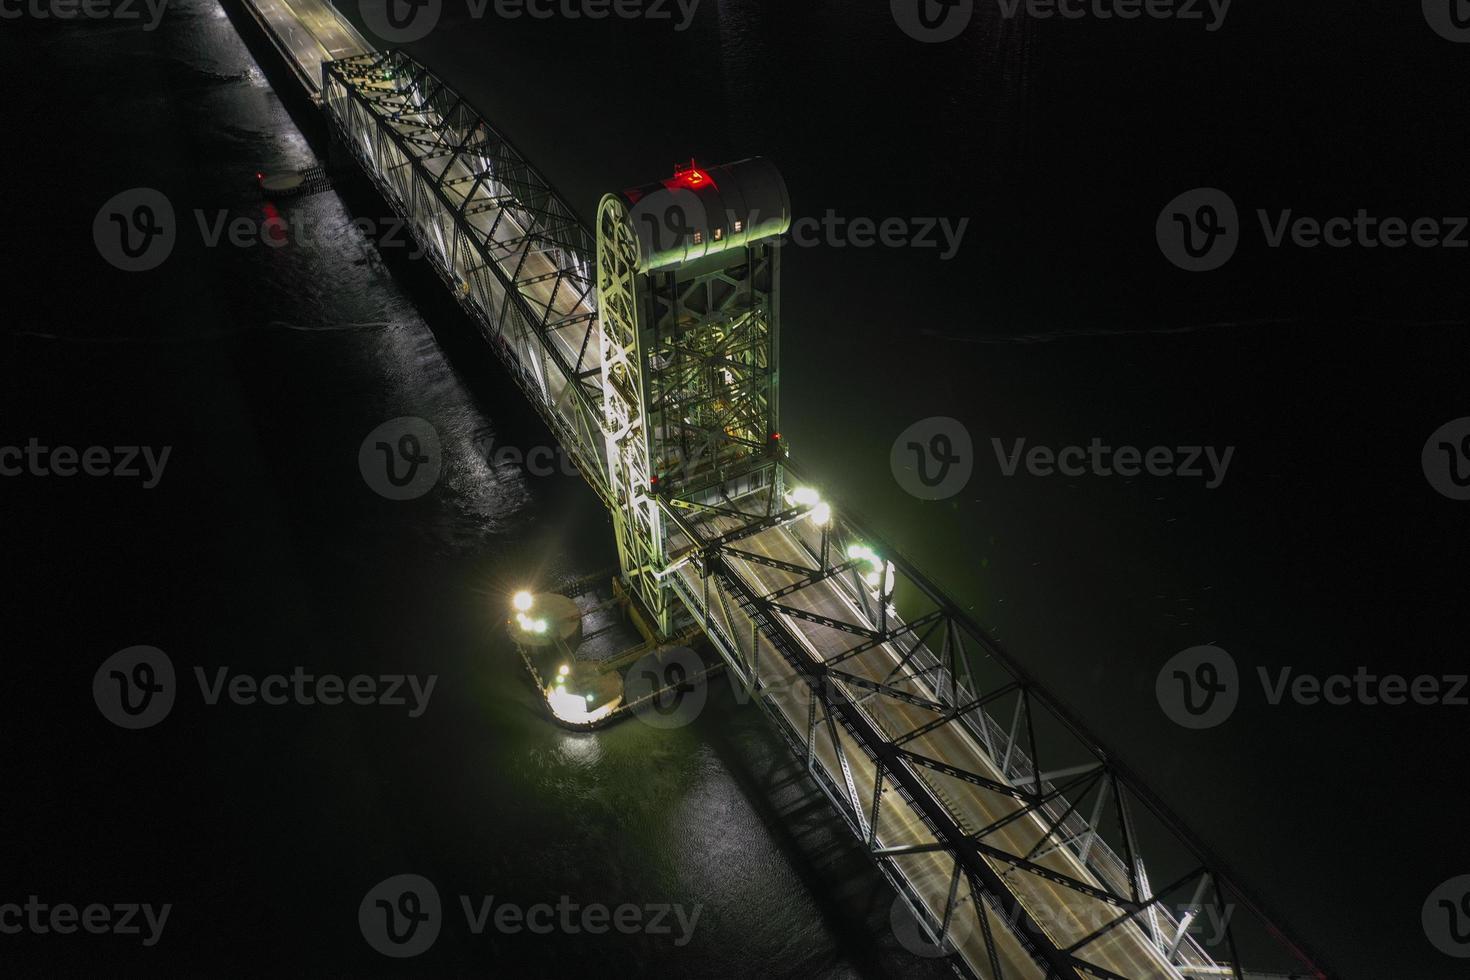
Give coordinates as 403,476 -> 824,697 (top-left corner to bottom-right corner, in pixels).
512,590 -> 534,612
788,486 -> 820,507
548,687 -> 618,725
845,544 -> 892,593
558,664 -> 571,676
515,612 -> 549,634
810,502 -> 832,527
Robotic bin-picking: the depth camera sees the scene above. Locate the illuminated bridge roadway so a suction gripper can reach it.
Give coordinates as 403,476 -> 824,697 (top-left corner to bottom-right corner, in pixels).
232,3 -> 1329,977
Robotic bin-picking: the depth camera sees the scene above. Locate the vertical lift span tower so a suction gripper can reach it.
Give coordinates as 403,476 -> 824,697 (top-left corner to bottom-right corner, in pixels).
596,160 -> 792,637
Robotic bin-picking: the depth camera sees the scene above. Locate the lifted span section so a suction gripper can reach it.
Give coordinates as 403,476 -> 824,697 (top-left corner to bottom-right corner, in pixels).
322,50 -> 611,507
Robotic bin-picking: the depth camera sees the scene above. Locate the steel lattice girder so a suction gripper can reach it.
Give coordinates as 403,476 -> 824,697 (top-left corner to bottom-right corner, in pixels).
595,192 -> 672,633
651,467 -> 1317,980
321,50 -> 610,507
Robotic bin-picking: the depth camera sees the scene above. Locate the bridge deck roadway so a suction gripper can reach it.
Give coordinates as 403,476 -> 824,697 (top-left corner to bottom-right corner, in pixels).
674,512 -> 1205,980
242,0 -> 371,97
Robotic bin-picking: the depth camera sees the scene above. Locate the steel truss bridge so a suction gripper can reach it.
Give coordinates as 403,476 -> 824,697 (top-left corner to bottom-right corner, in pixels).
232,4 -> 1329,976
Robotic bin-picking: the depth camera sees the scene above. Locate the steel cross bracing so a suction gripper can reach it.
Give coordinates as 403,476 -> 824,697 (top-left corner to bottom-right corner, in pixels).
306,43 -> 1325,980
654,468 -> 1308,980
596,186 -> 781,639
321,50 -> 611,507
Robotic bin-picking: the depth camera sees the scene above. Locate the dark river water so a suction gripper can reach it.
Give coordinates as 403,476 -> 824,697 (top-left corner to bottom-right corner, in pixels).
3,1 -> 1469,977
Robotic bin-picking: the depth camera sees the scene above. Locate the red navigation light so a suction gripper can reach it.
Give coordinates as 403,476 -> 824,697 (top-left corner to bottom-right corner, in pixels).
255,172 -> 263,182
770,432 -> 781,441
650,475 -> 660,486
671,159 -> 712,190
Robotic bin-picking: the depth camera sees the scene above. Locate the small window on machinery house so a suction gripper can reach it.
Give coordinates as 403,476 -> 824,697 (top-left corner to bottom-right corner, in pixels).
692,231 -> 704,244
734,220 -> 744,233
713,227 -> 724,242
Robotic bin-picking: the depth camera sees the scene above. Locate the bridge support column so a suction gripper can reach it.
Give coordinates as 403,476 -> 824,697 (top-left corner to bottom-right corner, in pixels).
595,159 -> 790,639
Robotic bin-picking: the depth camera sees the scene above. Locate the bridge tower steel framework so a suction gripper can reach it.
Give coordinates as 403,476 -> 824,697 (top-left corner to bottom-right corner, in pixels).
596,159 -> 791,637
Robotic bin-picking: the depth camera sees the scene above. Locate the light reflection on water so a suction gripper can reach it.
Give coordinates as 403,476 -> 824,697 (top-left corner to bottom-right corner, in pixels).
7,3 -> 970,974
